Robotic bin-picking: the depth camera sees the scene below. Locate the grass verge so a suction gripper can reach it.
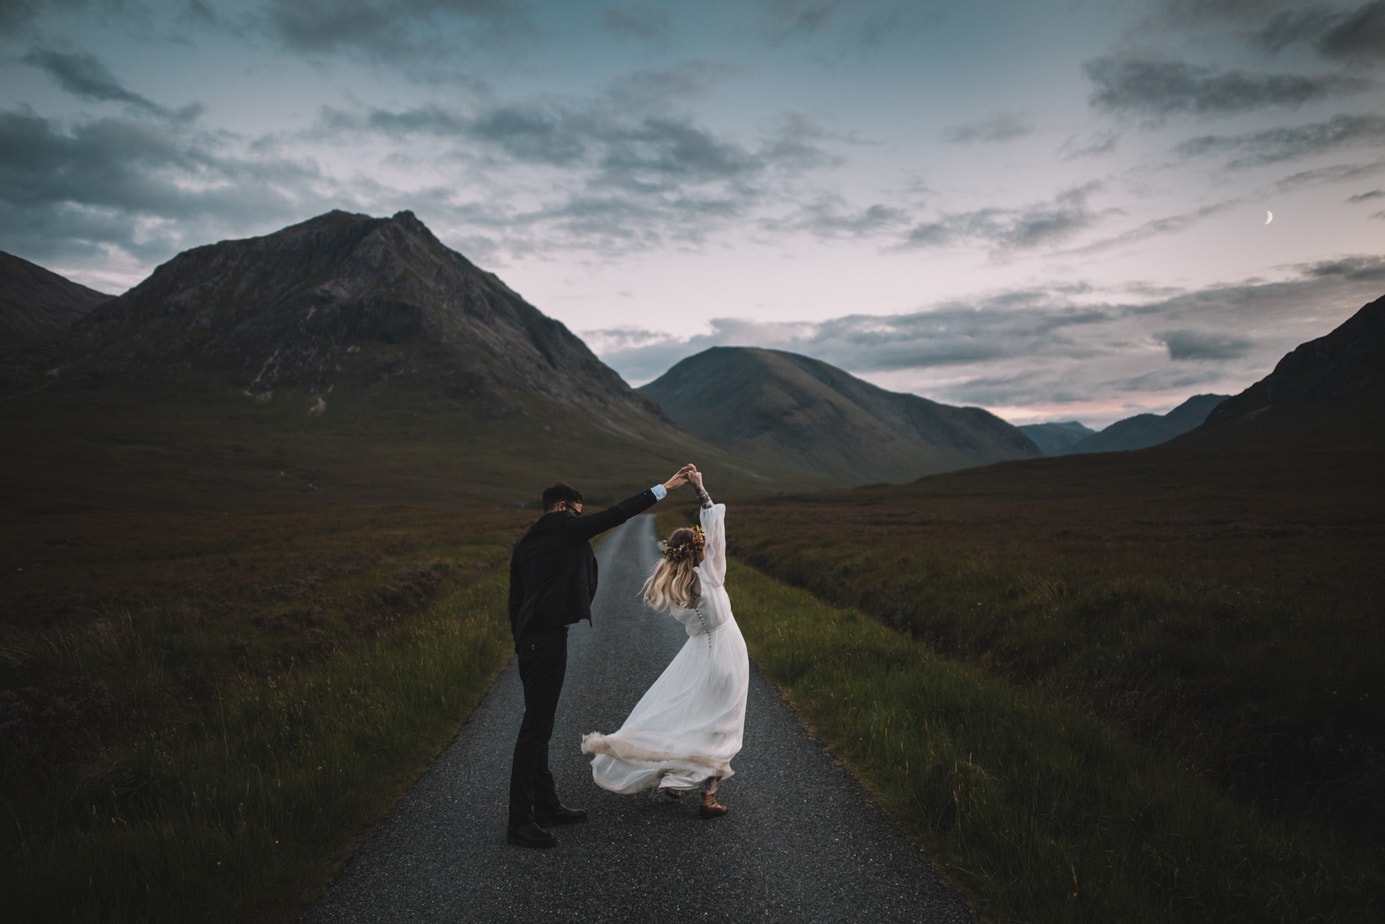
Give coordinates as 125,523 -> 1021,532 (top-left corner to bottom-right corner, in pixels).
728,559 -> 1380,923
1,507 -> 516,923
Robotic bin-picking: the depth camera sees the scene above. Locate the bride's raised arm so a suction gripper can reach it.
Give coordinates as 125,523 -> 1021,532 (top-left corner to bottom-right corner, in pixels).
692,471 -> 726,588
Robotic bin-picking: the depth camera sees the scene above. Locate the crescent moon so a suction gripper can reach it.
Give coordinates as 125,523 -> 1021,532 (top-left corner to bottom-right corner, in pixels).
1265,210 -> 1274,225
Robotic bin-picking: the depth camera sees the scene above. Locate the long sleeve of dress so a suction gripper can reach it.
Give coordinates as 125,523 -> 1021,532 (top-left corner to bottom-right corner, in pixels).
697,501 -> 727,589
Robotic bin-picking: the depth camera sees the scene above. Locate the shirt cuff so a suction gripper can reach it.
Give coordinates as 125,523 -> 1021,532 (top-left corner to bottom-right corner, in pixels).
651,483 -> 667,501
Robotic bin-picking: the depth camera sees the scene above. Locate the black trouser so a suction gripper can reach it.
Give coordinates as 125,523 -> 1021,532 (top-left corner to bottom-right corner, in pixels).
508,629 -> 568,826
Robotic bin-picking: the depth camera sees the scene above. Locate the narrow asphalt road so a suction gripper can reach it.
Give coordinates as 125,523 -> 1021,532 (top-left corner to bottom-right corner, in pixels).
302,514 -> 977,923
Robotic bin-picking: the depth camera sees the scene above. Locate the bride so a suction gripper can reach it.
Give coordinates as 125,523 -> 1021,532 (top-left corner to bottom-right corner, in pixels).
581,467 -> 749,817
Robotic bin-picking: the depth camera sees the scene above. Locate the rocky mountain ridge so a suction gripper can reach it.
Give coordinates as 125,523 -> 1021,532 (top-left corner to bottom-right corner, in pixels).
9,210 -> 664,428
1204,292 -> 1385,426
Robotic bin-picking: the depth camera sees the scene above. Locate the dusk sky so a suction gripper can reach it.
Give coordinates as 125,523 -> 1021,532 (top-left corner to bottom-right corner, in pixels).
3,1 -> 1384,426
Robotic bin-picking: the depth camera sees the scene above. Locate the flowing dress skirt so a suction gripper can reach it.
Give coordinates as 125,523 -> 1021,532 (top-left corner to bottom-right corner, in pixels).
582,601 -> 748,793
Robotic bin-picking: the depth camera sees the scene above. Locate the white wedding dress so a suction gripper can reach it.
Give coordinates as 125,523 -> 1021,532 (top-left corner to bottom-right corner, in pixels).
581,501 -> 749,793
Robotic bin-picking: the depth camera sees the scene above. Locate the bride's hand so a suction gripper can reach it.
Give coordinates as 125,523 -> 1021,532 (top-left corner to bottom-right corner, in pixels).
664,464 -> 696,491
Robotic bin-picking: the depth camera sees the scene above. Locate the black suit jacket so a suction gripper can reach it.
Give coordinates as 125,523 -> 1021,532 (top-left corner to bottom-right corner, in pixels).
508,488 -> 660,643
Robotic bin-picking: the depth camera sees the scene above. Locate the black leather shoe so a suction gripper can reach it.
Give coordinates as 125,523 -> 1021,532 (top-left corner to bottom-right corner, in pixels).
506,822 -> 557,848
534,804 -> 587,826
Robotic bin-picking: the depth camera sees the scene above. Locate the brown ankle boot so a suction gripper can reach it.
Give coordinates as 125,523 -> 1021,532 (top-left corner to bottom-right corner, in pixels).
699,789 -> 728,818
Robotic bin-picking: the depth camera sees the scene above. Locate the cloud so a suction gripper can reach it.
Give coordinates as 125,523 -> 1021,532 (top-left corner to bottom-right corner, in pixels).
1084,55 -> 1370,115
606,63 -> 723,112
316,97 -> 833,184
179,0 -> 221,28
945,113 -> 1032,144
22,48 -> 183,119
1300,253 -> 1385,280
1059,130 -> 1121,159
591,255 -> 1385,423
756,113 -> 845,172
257,0 -> 534,73
520,191 -> 750,253
0,0 -> 85,31
599,116 -> 764,183
1156,328 -> 1255,360
1348,188 -> 1385,201
748,0 -> 840,43
596,294 -> 1127,387
1256,6 -> 1351,52
901,183 -> 1107,252
1270,158 -> 1385,194
1319,1 -> 1385,63
0,107 -> 326,268
601,7 -> 672,43
471,104 -> 594,167
1152,0 -> 1293,29
1174,113 -> 1385,166
767,195 -> 908,239
585,317 -> 816,384
1257,2 -> 1385,64
738,0 -> 930,54
303,96 -> 845,258
1058,200 -> 1237,260
1151,0 -> 1385,65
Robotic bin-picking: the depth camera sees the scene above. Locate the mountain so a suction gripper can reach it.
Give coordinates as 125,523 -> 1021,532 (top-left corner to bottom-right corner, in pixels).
1064,394 -> 1228,455
638,346 -> 1041,485
1202,292 -> 1385,429
0,251 -> 112,354
1019,420 -> 1095,455
9,210 -> 664,426
1162,291 -> 1385,462
0,211 -> 751,511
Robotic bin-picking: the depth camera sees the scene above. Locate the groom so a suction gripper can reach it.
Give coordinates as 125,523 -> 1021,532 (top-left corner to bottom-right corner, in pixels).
506,465 -> 696,848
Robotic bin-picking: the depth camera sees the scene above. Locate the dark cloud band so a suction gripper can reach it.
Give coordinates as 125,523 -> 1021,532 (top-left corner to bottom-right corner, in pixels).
1085,55 -> 1369,115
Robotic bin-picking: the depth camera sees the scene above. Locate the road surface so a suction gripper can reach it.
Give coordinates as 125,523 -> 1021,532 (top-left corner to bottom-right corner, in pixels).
302,514 -> 976,923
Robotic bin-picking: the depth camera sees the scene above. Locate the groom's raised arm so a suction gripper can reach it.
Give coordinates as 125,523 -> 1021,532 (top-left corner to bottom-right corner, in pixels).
571,465 -> 695,540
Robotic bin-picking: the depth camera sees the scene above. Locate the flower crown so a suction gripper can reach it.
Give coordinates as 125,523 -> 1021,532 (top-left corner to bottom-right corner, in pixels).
661,524 -> 705,562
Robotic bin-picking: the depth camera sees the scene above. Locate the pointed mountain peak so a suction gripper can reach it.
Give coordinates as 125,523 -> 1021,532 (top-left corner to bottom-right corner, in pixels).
388,209 -> 423,228
17,211 -> 660,426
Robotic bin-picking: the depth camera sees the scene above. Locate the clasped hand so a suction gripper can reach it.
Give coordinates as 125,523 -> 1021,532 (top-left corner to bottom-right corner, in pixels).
663,463 -> 699,492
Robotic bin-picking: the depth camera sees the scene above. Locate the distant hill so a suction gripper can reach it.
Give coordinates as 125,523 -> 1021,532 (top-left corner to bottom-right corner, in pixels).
0,251 -> 112,354
1019,421 -> 1095,455
638,346 -> 1041,485
1065,394 -> 1228,455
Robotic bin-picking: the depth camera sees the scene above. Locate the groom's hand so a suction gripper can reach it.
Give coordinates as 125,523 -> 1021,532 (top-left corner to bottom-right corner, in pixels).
662,464 -> 696,492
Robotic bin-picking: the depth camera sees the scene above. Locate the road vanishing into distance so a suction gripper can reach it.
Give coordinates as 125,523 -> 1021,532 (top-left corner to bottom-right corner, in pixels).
303,514 -> 976,924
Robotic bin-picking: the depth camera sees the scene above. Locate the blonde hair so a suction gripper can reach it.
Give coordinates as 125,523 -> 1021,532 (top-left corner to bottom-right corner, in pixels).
643,527 -> 704,610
